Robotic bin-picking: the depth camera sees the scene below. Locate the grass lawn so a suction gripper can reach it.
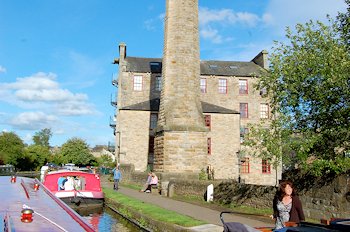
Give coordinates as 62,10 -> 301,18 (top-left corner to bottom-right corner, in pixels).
103,188 -> 206,227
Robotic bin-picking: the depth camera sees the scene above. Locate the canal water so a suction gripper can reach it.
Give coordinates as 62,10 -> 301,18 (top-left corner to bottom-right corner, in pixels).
78,206 -> 146,232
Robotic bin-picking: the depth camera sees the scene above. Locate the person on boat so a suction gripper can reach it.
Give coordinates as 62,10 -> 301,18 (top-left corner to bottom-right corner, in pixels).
64,176 -> 75,191
112,165 -> 122,191
57,176 -> 68,190
144,172 -> 158,193
272,180 -> 305,230
74,176 -> 82,190
40,164 -> 49,182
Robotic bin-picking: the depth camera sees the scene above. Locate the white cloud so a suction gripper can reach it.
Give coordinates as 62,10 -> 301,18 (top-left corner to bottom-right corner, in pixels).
9,111 -> 58,130
200,27 -> 223,44
15,89 -> 87,102
0,65 -> 6,73
56,101 -> 96,116
6,72 -> 58,90
0,72 -> 97,116
199,7 -> 261,44
199,7 -> 260,27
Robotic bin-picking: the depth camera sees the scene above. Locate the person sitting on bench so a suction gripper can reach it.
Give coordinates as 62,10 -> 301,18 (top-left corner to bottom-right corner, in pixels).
144,172 -> 158,193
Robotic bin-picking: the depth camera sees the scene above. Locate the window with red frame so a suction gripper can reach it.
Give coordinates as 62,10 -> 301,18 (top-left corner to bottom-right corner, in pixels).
240,157 -> 250,173
133,75 -> 143,91
204,115 -> 211,130
207,138 -> 211,155
200,78 -> 207,93
239,79 -> 248,94
240,103 -> 248,118
262,159 -> 271,173
218,79 -> 227,94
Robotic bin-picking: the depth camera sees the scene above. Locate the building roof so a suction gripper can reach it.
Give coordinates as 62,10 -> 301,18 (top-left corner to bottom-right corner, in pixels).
124,56 -> 266,77
121,98 -> 239,114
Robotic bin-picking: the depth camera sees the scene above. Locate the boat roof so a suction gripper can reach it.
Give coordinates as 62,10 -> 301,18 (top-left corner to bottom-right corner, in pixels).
46,169 -> 96,176
0,176 -> 94,231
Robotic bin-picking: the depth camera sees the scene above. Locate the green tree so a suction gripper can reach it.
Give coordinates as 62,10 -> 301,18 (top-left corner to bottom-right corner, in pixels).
96,154 -> 114,168
336,0 -> 350,49
33,128 -> 52,147
25,145 -> 50,170
253,20 -> 350,176
0,132 -> 25,166
59,137 -> 96,166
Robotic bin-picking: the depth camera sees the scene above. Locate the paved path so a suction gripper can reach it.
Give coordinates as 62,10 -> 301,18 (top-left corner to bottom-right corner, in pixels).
101,177 -> 274,231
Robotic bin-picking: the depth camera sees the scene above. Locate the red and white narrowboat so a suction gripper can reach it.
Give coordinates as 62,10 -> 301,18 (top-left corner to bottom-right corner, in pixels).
43,170 -> 104,208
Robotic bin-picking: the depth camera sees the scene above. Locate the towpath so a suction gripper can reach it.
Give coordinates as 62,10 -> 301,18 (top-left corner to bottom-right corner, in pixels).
101,176 -> 274,232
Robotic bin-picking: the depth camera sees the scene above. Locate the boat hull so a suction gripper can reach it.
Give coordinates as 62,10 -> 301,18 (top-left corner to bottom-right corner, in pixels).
43,170 -> 105,209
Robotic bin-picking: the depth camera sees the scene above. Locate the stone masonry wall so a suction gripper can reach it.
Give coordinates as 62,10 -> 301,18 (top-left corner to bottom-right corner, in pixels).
120,166 -> 350,220
157,0 -> 204,130
207,113 -> 240,179
118,110 -> 150,171
154,131 -> 208,174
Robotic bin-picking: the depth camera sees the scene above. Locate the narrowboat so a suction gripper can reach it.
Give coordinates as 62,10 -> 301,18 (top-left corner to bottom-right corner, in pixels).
43,169 -> 104,208
0,175 -> 94,232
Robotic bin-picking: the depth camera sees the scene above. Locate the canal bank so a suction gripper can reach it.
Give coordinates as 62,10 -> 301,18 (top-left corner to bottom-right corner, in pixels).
101,176 -> 273,232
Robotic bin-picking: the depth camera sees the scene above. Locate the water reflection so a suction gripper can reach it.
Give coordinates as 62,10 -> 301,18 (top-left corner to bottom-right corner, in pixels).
78,206 -> 145,232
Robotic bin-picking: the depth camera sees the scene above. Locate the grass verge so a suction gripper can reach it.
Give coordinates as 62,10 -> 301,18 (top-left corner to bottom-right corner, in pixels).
103,188 -> 206,227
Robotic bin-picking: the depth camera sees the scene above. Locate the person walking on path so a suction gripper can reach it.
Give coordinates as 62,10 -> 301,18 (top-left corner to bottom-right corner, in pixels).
112,164 -> 122,191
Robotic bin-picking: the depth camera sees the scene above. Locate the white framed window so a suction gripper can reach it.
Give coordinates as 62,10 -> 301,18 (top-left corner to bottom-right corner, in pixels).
200,78 -> 207,93
218,79 -> 227,94
260,103 -> 269,119
133,75 -> 143,91
239,79 -> 248,94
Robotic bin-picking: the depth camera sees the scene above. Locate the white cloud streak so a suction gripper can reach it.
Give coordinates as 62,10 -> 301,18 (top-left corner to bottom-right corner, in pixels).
9,111 -> 58,130
199,7 -> 261,27
0,72 -> 95,116
0,65 -> 6,73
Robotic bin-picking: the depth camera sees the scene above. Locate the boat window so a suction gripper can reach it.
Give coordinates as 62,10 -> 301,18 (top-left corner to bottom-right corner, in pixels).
57,175 -> 87,191
74,176 -> 86,190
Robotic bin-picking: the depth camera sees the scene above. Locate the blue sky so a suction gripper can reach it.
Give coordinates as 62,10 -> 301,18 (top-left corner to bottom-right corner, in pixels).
0,0 -> 347,147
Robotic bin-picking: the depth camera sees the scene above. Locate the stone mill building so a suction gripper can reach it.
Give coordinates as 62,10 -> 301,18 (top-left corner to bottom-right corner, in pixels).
111,0 -> 281,186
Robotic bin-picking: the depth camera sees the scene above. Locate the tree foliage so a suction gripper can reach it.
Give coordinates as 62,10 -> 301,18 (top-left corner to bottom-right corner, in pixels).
25,145 -> 50,170
59,137 -> 96,166
33,128 -> 52,147
247,20 -> 350,176
0,132 -> 25,166
96,154 -> 115,168
336,0 -> 350,49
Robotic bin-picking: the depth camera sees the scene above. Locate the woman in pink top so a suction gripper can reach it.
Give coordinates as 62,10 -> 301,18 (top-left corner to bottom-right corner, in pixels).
144,173 -> 158,193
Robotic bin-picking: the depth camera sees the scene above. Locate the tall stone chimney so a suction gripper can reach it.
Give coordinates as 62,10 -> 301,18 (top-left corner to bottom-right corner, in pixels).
154,0 -> 208,175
